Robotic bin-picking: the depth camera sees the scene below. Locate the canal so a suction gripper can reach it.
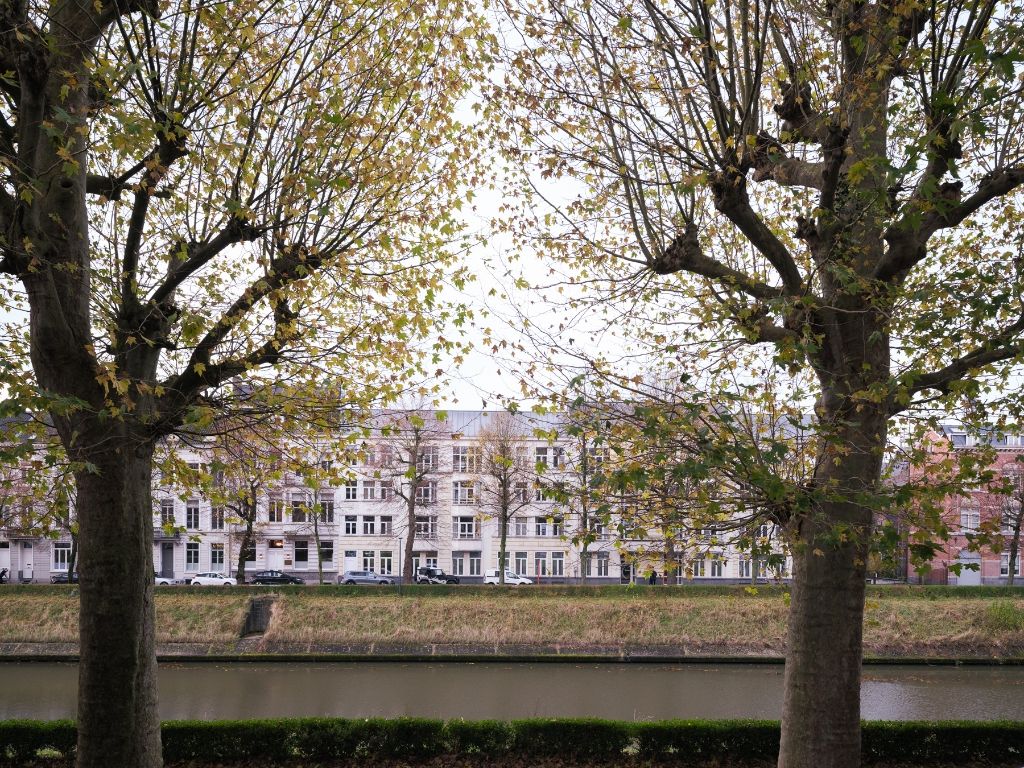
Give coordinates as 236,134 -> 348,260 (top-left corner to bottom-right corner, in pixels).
1,662 -> 1022,721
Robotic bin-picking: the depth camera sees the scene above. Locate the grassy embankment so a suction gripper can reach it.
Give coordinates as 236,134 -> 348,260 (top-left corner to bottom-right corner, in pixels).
1,585 -> 1023,658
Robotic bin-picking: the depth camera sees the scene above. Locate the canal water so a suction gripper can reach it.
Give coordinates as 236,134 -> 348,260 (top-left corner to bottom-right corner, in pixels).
1,662 -> 1022,721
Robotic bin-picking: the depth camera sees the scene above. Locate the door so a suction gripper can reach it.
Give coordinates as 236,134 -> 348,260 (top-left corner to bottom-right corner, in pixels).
267,540 -> 285,570
344,550 -> 358,572
161,543 -> 174,577
21,542 -> 32,582
0,541 -> 10,581
956,552 -> 982,586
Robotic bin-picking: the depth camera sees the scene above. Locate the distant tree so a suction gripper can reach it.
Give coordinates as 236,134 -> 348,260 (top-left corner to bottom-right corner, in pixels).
476,412 -> 535,583
375,410 -> 447,581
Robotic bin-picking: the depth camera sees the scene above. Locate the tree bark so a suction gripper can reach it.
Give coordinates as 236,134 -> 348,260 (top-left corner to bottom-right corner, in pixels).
74,436 -> 161,768
499,516 -> 508,584
1008,517 -> 1021,586
404,492 -> 417,582
778,403 -> 884,768
235,502 -> 256,584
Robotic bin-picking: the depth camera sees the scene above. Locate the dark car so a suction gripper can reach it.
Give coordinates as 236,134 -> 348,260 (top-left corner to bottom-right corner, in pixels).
249,570 -> 305,585
415,566 -> 459,585
50,572 -> 79,584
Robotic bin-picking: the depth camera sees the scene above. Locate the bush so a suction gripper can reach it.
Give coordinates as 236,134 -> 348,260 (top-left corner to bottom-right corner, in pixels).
3,717 -> 1023,765
862,721 -> 1024,764
633,720 -> 780,761
0,720 -> 75,766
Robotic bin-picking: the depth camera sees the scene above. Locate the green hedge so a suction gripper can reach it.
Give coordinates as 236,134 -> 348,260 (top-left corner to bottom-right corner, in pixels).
2,718 -> 1022,765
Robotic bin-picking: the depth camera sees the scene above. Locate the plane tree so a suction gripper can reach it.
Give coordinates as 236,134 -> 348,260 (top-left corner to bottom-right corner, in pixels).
0,0 -> 488,764
496,0 -> 1024,765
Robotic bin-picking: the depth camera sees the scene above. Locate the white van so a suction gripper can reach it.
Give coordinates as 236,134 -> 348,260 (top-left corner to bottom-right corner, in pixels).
484,568 -> 533,586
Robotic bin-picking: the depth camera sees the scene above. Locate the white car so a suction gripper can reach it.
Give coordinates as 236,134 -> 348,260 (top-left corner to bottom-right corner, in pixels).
189,572 -> 237,586
484,568 -> 533,586
154,573 -> 184,586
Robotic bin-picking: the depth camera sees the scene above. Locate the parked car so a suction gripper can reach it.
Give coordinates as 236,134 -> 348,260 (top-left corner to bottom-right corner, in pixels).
189,572 -> 237,586
415,566 -> 459,584
249,570 -> 305,585
50,572 -> 79,584
339,570 -> 394,585
155,573 -> 185,586
484,569 -> 533,586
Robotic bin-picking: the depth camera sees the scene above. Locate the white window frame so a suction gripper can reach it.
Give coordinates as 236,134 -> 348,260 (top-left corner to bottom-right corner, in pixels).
51,542 -> 72,572
185,543 -> 200,571
211,543 -> 225,572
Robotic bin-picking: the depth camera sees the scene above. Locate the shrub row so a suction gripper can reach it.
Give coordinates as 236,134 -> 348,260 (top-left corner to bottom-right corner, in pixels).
2,718 -> 1022,766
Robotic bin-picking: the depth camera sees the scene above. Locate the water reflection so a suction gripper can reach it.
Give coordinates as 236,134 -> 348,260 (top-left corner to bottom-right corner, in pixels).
1,662 -> 1022,721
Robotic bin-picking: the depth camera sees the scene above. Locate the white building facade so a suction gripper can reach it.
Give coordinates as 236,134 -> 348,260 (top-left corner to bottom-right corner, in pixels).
2,410 -> 788,585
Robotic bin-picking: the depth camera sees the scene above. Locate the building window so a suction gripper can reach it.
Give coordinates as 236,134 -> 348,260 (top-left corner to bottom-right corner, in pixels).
363,516 -> 376,535
951,433 -> 967,446
52,542 -> 71,571
535,486 -> 553,502
513,482 -> 528,502
344,515 -> 357,535
515,551 -> 527,574
710,558 -> 724,578
415,515 -> 438,538
211,543 -> 224,571
319,500 -> 335,523
211,506 -> 225,530
295,540 -> 309,565
379,551 -> 393,574
738,558 -> 751,579
319,539 -> 334,565
363,481 -> 377,501
469,552 -> 481,576
452,480 -> 476,505
534,552 -> 547,576
415,482 -> 437,504
452,446 -> 481,472
186,502 -> 200,530
535,447 -> 549,467
960,509 -> 980,532
691,559 -> 706,578
595,552 -> 609,577
756,523 -> 771,539
269,499 -> 284,523
535,518 -> 548,537
416,445 -> 439,472
378,516 -> 392,535
425,552 -> 438,568
588,446 -> 609,467
552,518 -> 562,537
551,551 -> 564,576
160,499 -> 175,526
186,543 -> 200,571
454,516 -> 479,539
291,500 -> 307,524
452,553 -> 465,575
552,446 -> 565,468
362,550 -> 374,571
514,517 -> 527,537
344,480 -> 358,501
1000,553 -> 1021,576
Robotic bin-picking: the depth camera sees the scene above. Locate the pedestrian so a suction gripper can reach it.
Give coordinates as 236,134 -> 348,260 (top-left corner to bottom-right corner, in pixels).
648,569 -> 657,585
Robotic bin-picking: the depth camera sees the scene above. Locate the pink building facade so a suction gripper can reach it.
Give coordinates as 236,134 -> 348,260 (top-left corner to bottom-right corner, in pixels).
907,428 -> 1023,586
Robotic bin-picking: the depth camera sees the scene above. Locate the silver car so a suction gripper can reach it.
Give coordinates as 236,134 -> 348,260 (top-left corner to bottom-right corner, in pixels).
339,570 -> 394,585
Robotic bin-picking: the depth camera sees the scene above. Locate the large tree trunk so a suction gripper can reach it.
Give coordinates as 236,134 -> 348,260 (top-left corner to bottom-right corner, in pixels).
778,398 -> 884,768
74,436 -> 161,768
